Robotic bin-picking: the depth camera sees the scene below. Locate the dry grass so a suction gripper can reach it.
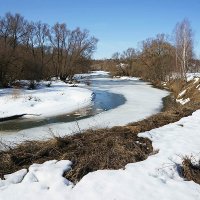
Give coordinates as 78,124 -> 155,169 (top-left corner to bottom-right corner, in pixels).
169,78 -> 200,105
182,79 -> 200,104
11,88 -> 21,99
0,101 -> 198,183
127,103 -> 200,133
166,79 -> 186,97
0,127 -> 152,183
181,156 -> 200,184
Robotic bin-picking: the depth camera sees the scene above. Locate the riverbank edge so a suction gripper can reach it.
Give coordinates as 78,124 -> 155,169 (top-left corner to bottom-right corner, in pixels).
0,77 -> 199,183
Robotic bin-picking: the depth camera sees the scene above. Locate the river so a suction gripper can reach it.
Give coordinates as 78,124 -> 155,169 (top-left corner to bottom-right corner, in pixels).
0,71 -> 169,147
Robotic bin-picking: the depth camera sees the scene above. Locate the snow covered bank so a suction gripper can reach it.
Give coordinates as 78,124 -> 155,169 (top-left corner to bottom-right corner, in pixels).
176,74 -> 200,105
0,160 -> 73,200
187,72 -> 200,82
1,110 -> 200,199
0,80 -> 93,118
75,70 -> 109,78
66,110 -> 200,200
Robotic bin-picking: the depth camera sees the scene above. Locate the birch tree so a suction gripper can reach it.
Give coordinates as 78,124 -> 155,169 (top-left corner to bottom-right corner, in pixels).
175,19 -> 193,79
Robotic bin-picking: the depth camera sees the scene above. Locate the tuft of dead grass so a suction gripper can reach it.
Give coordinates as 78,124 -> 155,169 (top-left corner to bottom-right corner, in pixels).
181,156 -> 200,185
169,77 -> 200,105
166,79 -> 186,97
127,103 -> 200,133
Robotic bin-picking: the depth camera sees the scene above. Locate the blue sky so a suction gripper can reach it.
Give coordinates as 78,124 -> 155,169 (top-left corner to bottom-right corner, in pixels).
0,0 -> 200,59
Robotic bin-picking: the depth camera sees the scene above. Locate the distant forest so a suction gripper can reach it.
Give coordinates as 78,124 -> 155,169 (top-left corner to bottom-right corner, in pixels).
0,13 -> 98,88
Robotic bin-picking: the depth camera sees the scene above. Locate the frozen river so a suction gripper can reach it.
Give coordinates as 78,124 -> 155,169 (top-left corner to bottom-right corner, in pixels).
0,71 -> 169,146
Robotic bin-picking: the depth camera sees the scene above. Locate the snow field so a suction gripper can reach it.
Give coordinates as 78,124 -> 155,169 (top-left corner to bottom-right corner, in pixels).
0,80 -> 93,118
0,110 -> 200,199
0,160 -> 73,200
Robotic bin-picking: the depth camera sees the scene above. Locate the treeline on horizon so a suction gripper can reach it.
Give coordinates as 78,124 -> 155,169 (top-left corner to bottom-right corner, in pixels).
94,18 -> 200,84
0,12 -> 98,88
0,13 -> 199,89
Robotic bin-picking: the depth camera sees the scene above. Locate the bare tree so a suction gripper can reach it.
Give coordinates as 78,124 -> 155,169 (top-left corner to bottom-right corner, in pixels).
49,24 -> 97,80
112,52 -> 120,61
25,22 -> 50,79
0,13 -> 98,87
121,48 -> 137,75
0,13 -> 27,87
174,19 -> 194,78
67,28 -> 98,78
139,34 -> 175,82
49,23 -> 69,78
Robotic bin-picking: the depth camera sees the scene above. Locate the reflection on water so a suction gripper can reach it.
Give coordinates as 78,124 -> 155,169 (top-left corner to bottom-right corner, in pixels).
0,73 -> 126,131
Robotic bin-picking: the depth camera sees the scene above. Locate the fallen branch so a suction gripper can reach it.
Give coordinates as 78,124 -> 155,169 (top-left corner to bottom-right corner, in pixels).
0,114 -> 41,122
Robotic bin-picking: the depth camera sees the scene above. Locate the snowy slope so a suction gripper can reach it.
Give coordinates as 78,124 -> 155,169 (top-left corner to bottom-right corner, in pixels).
176,74 -> 200,105
1,109 -> 200,200
0,160 -> 73,200
187,73 -> 200,82
0,80 -> 93,118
